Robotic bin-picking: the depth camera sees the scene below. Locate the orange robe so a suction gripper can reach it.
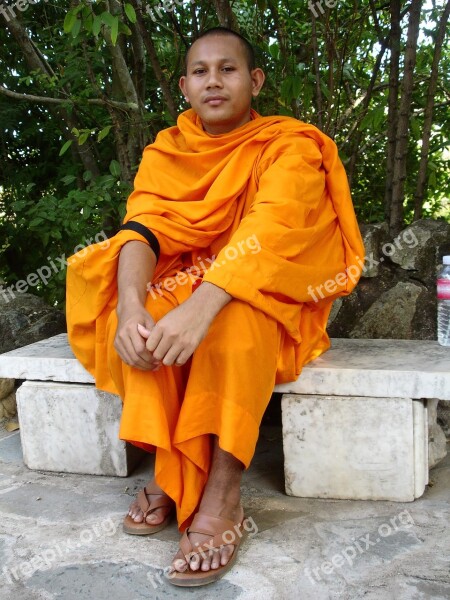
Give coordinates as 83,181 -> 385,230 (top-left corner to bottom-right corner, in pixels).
66,109 -> 364,530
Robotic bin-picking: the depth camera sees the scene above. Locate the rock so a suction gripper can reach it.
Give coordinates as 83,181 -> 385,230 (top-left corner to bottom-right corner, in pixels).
0,293 -> 66,354
0,378 -> 15,400
350,281 -> 424,339
390,219 -> 450,282
359,222 -> 389,278
327,298 -> 343,325
437,400 -> 450,440
0,402 -> 4,420
329,219 -> 447,340
428,399 -> 448,468
2,392 -> 17,418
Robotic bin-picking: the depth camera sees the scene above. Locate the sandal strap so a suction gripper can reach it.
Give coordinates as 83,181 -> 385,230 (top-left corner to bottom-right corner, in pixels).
136,487 -> 173,518
179,510 -> 245,561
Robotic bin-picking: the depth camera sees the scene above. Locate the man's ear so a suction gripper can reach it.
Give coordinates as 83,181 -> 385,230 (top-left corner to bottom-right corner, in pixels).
179,76 -> 189,102
251,68 -> 265,98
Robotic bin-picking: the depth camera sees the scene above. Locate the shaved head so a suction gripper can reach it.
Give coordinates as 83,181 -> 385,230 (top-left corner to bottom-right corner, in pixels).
184,27 -> 256,73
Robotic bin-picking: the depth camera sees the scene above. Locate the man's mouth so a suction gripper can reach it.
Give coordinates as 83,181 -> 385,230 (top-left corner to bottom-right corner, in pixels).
204,96 -> 227,105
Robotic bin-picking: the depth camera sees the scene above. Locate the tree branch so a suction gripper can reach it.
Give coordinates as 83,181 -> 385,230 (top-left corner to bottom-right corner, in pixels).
0,85 -> 138,110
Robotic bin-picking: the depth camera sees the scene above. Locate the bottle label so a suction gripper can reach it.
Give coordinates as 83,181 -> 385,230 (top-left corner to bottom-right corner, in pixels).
437,279 -> 450,300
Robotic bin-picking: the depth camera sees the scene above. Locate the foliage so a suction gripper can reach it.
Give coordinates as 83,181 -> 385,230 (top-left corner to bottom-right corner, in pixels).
0,0 -> 449,305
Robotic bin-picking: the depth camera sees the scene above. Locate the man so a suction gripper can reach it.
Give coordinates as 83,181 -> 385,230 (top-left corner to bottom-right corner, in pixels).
66,27 -> 364,587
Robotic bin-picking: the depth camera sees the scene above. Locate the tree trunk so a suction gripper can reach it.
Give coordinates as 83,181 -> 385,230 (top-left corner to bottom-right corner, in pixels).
131,0 -> 178,122
413,0 -> 450,219
384,0 -> 401,222
212,0 -> 238,30
311,14 -> 323,130
346,34 -> 389,187
389,0 -> 422,234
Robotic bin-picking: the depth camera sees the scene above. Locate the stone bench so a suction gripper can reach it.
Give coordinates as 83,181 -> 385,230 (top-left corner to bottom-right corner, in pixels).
0,334 -> 448,502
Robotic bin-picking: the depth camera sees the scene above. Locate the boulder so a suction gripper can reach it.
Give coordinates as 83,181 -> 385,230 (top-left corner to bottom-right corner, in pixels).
329,219 -> 449,340
390,219 -> 450,281
0,293 -> 66,354
0,378 -> 14,400
428,399 -> 448,468
359,222 -> 389,278
350,281 -> 425,339
1,391 -> 16,418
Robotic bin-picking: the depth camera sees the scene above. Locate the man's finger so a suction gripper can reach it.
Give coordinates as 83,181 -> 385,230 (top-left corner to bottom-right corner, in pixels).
137,323 -> 151,339
145,327 -> 164,353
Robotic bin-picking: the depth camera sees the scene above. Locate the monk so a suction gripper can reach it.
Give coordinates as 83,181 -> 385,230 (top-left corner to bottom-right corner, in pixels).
66,26 -> 364,587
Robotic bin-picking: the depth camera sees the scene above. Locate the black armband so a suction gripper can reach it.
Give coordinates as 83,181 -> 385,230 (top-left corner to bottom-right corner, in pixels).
119,222 -> 160,261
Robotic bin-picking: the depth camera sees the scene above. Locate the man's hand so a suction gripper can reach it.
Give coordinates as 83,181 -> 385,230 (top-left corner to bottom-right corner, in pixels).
114,303 -> 161,371
145,282 -> 232,366
115,240 -> 159,370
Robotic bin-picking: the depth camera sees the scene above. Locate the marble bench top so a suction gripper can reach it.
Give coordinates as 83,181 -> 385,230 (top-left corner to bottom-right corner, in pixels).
0,334 -> 449,400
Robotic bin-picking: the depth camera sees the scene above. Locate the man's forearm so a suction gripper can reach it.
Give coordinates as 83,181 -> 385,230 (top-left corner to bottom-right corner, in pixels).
117,241 -> 157,308
188,281 -> 232,323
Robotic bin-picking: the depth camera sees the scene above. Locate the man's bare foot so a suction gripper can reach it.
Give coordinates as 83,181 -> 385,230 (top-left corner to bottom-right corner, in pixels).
128,480 -> 173,525
170,439 -> 244,574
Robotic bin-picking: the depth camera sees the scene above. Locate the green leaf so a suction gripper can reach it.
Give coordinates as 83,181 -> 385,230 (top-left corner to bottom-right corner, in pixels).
410,116 -> 421,140
428,170 -> 437,188
13,200 -> 27,211
25,183 -> 36,193
109,160 -> 121,177
280,76 -> 294,102
61,175 -> 76,185
59,139 -> 73,156
71,18 -> 82,38
97,125 -> 112,142
92,14 -> 102,36
124,3 -> 137,23
78,131 -> 90,146
291,76 -> 302,99
29,218 -> 44,227
119,22 -> 132,36
101,12 -> 115,28
269,43 -> 279,60
63,11 -> 77,34
110,16 -> 119,45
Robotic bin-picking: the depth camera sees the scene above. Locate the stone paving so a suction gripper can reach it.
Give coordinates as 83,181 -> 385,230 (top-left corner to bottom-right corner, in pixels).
0,420 -> 449,600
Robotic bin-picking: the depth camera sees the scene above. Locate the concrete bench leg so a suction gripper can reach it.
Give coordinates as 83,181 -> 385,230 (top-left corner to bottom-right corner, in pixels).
281,395 -> 428,502
16,381 -> 144,476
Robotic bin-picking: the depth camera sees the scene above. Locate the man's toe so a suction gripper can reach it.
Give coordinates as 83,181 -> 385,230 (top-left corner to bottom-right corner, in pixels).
171,553 -> 188,573
210,551 -> 221,570
221,545 -> 234,566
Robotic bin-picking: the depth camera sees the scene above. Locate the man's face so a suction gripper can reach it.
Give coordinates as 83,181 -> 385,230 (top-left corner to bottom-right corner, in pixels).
179,35 -> 265,135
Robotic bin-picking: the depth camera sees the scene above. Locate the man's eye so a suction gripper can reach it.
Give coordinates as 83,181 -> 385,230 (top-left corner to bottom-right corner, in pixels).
222,67 -> 235,72
193,69 -> 206,75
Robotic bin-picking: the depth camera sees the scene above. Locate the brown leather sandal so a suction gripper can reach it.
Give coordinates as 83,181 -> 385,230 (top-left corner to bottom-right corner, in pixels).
123,484 -> 174,535
167,509 -> 247,587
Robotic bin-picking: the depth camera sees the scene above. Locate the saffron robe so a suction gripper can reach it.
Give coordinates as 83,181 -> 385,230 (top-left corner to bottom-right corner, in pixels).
66,109 -> 365,530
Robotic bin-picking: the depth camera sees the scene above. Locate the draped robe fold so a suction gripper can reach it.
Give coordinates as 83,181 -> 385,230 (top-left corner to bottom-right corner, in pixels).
66,109 -> 365,530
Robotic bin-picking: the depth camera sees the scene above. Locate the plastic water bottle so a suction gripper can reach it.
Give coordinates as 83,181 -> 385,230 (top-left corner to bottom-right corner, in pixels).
437,256 -> 450,346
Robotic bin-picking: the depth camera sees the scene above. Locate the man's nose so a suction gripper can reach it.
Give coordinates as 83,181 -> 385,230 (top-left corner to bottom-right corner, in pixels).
206,69 -> 223,88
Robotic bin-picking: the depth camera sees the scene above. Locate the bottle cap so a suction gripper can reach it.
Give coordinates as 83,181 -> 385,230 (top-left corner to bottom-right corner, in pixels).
444,256 -> 450,265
